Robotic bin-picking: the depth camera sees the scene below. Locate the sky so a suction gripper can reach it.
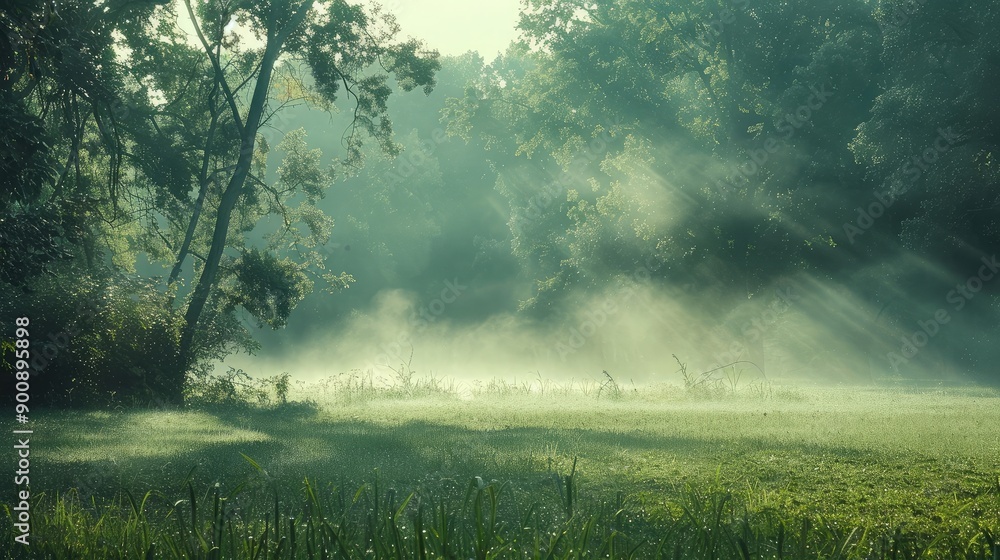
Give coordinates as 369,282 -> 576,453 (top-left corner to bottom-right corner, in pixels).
378,0 -> 523,58
177,1 -> 522,59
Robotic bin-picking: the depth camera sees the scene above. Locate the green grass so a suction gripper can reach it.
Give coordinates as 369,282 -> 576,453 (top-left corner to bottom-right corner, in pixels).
4,377 -> 1000,558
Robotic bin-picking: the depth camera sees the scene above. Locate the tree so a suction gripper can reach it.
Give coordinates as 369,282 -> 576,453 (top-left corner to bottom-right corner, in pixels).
1,0 -> 438,405
1,0 -> 163,284
130,0 -> 439,396
850,0 -> 1000,379
446,0 -> 880,311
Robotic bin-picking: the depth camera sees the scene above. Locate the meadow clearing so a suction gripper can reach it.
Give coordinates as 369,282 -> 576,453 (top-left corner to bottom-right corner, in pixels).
4,374 -> 1000,559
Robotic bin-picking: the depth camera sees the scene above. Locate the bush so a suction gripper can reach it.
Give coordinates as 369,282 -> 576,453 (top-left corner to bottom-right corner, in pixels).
0,267 -> 185,407
0,264 -> 257,409
183,367 -> 271,408
183,368 -> 299,409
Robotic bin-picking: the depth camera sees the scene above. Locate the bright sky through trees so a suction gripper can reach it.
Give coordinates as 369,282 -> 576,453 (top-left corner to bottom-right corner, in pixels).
171,1 -> 521,60
379,0 -> 521,58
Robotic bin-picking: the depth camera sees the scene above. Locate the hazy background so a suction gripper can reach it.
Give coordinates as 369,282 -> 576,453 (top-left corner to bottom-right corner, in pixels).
216,0 -> 1000,387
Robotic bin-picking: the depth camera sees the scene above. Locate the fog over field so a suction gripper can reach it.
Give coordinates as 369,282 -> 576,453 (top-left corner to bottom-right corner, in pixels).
215,5 -> 999,387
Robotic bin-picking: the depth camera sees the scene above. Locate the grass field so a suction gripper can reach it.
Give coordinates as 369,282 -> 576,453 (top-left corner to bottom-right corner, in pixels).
4,375 -> 1000,558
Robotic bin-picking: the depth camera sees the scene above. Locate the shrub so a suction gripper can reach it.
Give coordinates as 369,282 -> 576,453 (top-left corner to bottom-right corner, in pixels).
0,264 -> 258,408
0,267 -> 184,407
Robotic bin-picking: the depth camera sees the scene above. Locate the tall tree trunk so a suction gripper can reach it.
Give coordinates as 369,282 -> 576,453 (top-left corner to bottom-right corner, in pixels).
168,89 -> 221,290
168,179 -> 209,288
175,7 -> 310,389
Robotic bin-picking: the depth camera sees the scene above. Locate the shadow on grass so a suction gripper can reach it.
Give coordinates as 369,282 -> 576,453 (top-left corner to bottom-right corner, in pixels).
32,399 -> 882,509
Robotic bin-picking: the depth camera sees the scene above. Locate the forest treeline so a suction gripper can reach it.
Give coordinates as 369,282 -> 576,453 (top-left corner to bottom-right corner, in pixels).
2,0 -> 998,407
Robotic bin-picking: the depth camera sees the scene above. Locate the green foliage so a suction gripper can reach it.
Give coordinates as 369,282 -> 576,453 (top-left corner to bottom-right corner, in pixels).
220,248 -> 312,330
330,129 -> 446,283
275,128 -> 329,203
2,0 -> 441,405
290,0 -> 441,162
0,266 -> 185,407
0,98 -> 52,207
184,367 -> 271,408
4,0 -> 1000,407
449,0 -> 884,310
183,368 -> 300,409
272,371 -> 291,404
0,198 -> 83,288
